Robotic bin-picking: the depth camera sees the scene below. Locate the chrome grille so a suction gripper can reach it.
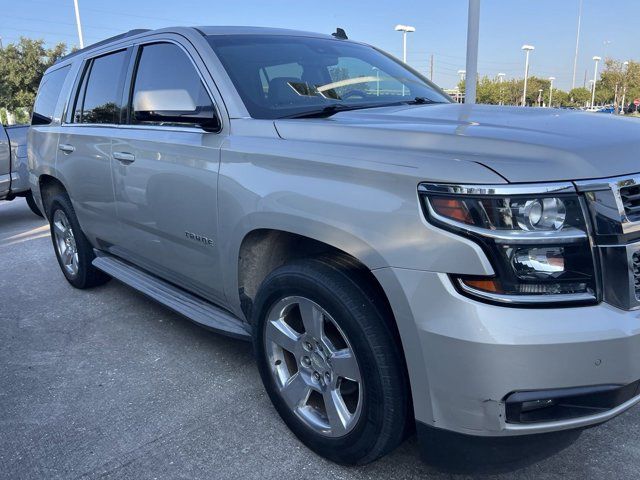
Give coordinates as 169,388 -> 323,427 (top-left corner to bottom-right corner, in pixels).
575,174 -> 640,310
634,251 -> 640,301
619,184 -> 640,222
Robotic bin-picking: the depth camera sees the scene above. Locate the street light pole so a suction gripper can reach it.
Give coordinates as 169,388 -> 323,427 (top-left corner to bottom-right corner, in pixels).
572,0 -> 583,90
464,0 -> 481,104
73,0 -> 84,48
372,67 -> 380,96
591,56 -> 601,108
457,70 -> 466,103
395,24 -> 415,96
548,76 -> 555,107
497,73 -> 505,105
521,45 -> 535,106
621,61 -> 629,114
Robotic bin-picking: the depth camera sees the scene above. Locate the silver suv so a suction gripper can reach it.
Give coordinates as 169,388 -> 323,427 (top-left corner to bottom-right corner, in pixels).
29,26 -> 640,465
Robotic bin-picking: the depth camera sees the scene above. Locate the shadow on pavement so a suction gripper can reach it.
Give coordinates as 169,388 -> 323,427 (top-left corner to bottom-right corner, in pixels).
0,200 -> 48,246
418,423 -> 582,474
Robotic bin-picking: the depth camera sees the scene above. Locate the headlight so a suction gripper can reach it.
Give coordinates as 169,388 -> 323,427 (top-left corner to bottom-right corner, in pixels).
419,182 -> 598,306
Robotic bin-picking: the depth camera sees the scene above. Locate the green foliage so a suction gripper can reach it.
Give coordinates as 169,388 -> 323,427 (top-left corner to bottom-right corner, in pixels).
457,59 -> 640,109
598,59 -> 640,108
0,37 -> 68,121
462,76 -> 556,106
568,88 -> 591,106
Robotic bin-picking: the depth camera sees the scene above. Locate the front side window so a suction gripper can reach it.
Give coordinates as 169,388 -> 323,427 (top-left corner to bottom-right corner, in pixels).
207,35 -> 451,119
32,65 -> 70,125
74,49 -> 128,124
130,43 -> 214,128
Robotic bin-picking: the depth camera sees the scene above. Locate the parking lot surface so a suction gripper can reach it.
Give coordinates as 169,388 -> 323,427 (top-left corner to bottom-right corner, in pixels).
1,198 -> 640,479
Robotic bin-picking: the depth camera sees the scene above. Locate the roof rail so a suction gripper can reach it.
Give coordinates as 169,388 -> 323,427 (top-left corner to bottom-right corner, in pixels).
55,29 -> 151,63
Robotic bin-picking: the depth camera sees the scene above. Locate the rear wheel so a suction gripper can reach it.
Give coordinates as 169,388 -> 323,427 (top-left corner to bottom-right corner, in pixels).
48,193 -> 110,289
25,191 -> 44,217
253,257 -> 409,465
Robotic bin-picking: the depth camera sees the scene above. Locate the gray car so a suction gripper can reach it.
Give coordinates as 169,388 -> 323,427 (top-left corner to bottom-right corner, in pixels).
1,122 -> 42,216
28,26 -> 640,465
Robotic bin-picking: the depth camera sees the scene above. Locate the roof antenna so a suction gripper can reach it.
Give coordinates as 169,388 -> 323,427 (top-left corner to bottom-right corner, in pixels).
332,28 -> 348,40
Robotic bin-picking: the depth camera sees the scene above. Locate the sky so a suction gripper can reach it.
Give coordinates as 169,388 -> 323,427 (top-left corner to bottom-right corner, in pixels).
1,0 -> 637,91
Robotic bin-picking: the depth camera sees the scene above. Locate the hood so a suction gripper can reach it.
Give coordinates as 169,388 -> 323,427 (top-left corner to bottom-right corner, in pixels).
274,103 -> 640,183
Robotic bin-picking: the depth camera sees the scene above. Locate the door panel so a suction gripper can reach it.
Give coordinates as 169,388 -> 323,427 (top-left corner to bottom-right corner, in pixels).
111,130 -> 224,302
57,48 -> 130,246
111,41 -> 226,302
57,127 -> 117,245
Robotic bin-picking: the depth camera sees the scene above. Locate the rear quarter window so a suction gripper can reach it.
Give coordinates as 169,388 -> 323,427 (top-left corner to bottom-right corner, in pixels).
32,65 -> 71,125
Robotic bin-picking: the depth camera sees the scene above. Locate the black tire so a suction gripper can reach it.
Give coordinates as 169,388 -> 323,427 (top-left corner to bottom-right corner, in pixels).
253,256 -> 409,465
48,193 -> 110,289
25,191 -> 44,217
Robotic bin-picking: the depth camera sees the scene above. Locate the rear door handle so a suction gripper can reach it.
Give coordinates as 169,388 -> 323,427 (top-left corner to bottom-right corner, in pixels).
58,144 -> 75,153
112,151 -> 135,164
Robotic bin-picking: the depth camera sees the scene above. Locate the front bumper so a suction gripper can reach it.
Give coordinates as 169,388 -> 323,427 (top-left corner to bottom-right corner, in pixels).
374,267 -> 640,437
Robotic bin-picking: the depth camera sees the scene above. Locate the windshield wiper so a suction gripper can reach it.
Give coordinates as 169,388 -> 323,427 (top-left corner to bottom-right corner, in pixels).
404,97 -> 443,105
284,97 -> 445,119
284,103 -> 389,119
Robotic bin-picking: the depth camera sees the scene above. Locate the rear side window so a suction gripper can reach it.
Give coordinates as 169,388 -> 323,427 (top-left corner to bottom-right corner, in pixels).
129,43 -> 213,127
32,66 -> 70,125
74,50 -> 128,124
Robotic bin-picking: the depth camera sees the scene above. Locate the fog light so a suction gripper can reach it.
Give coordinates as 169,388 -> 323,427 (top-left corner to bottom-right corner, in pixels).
521,398 -> 556,412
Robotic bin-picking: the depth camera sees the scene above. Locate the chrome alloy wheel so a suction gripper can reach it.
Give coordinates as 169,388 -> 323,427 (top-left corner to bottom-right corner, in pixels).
52,209 -> 79,277
265,296 -> 363,437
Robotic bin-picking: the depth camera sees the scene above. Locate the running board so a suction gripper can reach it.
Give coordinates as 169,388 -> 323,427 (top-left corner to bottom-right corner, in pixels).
92,253 -> 251,340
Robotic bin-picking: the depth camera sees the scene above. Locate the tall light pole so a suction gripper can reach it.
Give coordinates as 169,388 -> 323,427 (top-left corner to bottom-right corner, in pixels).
464,0 -> 481,104
591,55 -> 601,108
395,24 -> 415,96
372,67 -> 380,96
521,45 -> 535,106
572,0 -> 583,90
497,73 -> 505,105
73,0 -> 84,48
394,24 -> 415,64
548,76 -> 556,107
621,61 -> 630,113
457,70 -> 466,103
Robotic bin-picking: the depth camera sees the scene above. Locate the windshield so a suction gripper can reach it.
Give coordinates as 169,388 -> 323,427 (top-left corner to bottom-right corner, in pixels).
206,34 -> 451,119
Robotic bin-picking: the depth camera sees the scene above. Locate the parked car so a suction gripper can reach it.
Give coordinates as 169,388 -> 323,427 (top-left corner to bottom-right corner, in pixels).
0,122 -> 42,216
29,27 -> 640,465
597,105 -> 615,114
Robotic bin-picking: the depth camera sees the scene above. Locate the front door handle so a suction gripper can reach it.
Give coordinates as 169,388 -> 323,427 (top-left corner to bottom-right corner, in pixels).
112,151 -> 135,164
58,143 -> 75,153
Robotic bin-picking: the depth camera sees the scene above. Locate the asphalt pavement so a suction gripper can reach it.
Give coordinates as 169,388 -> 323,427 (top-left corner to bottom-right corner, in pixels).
1,198 -> 639,479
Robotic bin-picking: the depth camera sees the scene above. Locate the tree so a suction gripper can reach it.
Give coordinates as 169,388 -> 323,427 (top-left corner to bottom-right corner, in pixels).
597,59 -> 640,110
462,76 -> 564,106
0,37 -> 67,121
568,88 -> 591,107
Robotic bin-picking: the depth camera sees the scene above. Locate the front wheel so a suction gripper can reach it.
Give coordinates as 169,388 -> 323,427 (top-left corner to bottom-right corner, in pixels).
253,257 -> 409,465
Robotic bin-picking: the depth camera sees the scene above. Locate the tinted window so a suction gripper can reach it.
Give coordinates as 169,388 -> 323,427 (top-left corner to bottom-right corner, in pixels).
130,43 -> 213,128
32,66 -> 70,125
74,50 -> 128,124
207,35 -> 450,119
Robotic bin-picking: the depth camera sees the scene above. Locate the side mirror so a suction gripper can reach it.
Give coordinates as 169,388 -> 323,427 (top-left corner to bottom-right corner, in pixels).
132,89 -> 220,132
